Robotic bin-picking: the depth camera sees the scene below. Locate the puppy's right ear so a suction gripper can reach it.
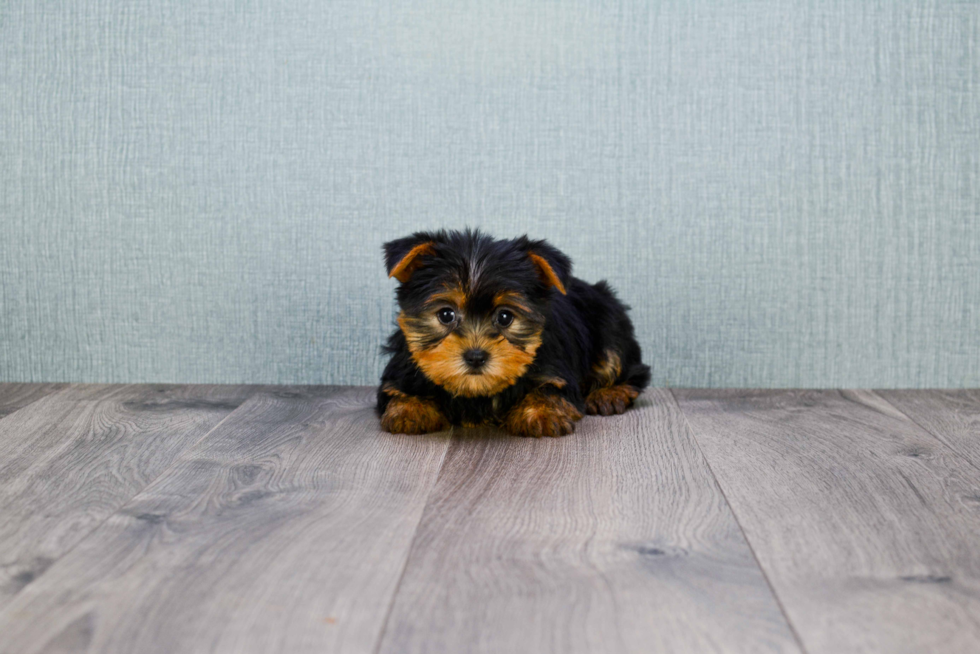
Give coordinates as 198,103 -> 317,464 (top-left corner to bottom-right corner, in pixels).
383,233 -> 438,283
515,237 -> 572,295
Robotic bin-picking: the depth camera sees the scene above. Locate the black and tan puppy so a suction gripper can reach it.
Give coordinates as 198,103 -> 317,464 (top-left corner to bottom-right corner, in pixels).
377,229 -> 650,437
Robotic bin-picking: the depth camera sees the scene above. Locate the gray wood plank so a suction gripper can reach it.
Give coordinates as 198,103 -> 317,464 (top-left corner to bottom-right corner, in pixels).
0,386 -> 451,654
0,384 -> 255,609
674,389 -> 980,654
0,383 -> 70,419
377,388 -> 802,654
877,390 -> 980,471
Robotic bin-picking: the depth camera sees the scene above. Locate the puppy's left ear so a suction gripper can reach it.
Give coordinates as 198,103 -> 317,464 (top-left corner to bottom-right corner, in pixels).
522,239 -> 571,295
384,232 -> 438,283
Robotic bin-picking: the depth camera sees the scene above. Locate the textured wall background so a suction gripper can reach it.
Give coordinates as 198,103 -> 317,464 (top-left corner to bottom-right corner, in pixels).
1,0 -> 978,387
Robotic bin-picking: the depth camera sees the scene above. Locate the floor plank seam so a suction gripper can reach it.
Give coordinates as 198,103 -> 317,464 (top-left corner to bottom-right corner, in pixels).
667,388 -> 811,654
370,426 -> 456,654
871,390 -> 980,476
0,385 -> 261,619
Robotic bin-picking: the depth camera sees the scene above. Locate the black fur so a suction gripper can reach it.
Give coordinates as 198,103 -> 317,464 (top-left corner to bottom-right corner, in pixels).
377,229 -> 650,434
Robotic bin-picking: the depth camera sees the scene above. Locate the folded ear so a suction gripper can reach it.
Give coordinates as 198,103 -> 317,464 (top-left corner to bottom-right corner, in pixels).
383,233 -> 439,283
522,239 -> 571,295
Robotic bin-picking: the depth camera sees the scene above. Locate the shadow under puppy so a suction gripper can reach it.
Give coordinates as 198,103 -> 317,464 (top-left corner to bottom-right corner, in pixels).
377,229 -> 650,437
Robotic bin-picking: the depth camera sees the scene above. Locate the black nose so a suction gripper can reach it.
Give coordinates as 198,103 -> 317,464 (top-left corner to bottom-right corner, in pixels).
463,349 -> 489,369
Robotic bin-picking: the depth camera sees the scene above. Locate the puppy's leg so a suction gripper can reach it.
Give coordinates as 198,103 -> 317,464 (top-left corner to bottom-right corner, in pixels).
584,349 -> 645,416
503,388 -> 583,438
571,280 -> 650,416
586,382 -> 640,415
378,384 -> 449,434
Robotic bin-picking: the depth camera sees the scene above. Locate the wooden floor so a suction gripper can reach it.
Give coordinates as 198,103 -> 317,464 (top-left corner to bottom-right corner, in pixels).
0,385 -> 978,653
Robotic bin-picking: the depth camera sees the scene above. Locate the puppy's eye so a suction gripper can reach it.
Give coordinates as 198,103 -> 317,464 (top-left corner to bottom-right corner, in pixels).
495,309 -> 514,328
437,308 -> 456,325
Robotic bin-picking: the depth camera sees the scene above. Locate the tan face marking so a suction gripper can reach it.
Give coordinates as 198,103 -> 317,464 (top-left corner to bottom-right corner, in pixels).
397,287 -> 543,397
492,291 -> 534,314
426,286 -> 467,311
401,318 -> 541,397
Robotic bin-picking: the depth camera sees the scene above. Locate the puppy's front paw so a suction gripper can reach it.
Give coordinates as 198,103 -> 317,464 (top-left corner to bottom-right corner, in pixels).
585,384 -> 640,416
381,395 -> 449,434
504,392 -> 583,438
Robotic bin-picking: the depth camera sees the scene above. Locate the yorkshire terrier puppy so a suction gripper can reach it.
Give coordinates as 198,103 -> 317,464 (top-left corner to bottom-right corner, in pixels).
377,229 -> 650,437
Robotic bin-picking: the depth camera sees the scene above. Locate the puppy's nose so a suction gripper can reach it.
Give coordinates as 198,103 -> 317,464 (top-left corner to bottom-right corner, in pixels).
463,348 -> 489,369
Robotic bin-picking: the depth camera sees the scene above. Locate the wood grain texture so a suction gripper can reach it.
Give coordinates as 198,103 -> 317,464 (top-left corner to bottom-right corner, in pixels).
674,389 -> 980,654
877,390 -> 980,472
0,387 -> 451,654
377,388 -> 801,654
0,384 -> 255,609
0,383 -> 69,419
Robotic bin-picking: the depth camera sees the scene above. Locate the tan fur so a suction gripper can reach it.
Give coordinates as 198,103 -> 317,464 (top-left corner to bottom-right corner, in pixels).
590,349 -> 622,390
381,382 -> 408,399
389,242 -> 437,283
528,252 -> 567,295
399,310 -> 541,398
504,391 -> 582,437
492,290 -> 534,314
381,394 -> 449,434
585,384 -> 639,416
427,286 -> 468,310
396,280 -> 546,400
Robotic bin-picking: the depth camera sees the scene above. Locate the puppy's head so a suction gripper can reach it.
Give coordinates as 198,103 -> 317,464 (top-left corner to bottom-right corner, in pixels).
384,229 -> 571,397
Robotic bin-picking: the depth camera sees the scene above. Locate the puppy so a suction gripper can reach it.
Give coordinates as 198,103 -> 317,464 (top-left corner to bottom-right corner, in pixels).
377,229 -> 650,437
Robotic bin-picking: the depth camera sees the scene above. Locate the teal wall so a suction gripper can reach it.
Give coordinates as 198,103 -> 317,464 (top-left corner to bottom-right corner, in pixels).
1,1 -> 978,387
